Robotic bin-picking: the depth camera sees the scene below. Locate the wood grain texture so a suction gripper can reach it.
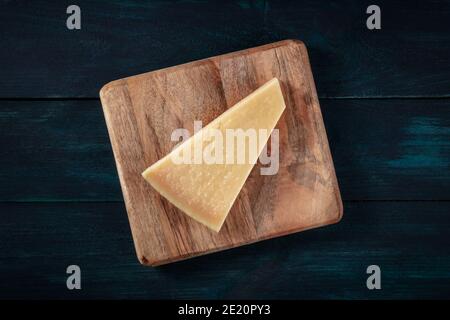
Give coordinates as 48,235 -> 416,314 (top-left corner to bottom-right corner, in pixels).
1,0 -> 450,98
99,40 -> 342,265
1,98 -> 449,202
1,201 -> 449,299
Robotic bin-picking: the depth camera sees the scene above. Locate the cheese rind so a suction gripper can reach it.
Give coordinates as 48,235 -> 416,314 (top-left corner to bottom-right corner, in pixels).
142,78 -> 286,232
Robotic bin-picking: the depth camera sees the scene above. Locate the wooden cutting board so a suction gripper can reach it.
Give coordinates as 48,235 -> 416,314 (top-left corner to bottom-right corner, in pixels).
100,40 -> 342,266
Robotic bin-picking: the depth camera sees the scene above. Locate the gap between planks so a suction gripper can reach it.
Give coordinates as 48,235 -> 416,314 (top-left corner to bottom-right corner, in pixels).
1,96 -> 450,101
1,200 -> 450,204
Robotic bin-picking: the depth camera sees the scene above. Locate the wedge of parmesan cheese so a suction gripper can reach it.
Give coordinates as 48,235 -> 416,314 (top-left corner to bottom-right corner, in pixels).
142,78 -> 286,232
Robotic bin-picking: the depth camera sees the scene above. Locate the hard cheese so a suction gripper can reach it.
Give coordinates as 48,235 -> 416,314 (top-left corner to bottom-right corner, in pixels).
142,78 -> 286,232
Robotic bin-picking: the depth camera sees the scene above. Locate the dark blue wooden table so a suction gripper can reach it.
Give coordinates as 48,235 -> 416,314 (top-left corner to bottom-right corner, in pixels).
1,0 -> 449,299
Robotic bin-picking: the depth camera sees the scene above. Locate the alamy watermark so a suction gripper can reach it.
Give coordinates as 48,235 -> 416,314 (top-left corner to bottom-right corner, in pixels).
66,265 -> 81,290
170,121 -> 280,175
66,5 -> 81,30
366,5 -> 381,30
366,265 -> 381,290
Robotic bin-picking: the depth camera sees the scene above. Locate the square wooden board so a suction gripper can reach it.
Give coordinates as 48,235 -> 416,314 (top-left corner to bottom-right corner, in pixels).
100,40 -> 343,266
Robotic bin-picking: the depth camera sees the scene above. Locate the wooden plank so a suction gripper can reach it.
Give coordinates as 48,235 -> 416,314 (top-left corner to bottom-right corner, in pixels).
265,0 -> 450,97
0,0 -> 267,98
1,98 -> 449,201
322,98 -> 450,201
1,0 -> 450,97
0,100 -> 121,201
99,40 -> 342,265
1,201 -> 449,298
